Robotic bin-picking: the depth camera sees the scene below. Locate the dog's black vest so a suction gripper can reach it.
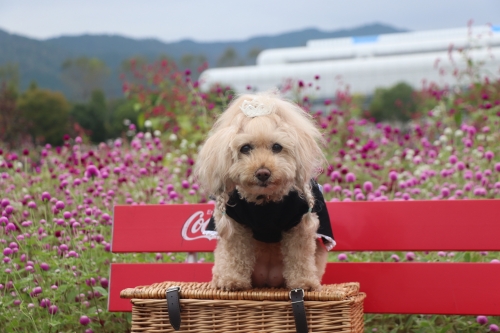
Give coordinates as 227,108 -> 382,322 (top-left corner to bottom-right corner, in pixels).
206,181 -> 334,244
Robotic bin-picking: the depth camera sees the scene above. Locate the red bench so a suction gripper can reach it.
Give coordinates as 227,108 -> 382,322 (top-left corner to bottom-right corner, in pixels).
109,200 -> 500,315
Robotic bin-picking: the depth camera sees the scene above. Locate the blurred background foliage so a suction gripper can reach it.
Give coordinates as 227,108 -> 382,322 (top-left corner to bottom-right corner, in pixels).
0,57 -> 439,149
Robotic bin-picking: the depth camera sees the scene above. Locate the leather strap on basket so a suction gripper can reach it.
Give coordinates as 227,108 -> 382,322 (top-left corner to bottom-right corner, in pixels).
166,286 -> 181,331
290,288 -> 308,333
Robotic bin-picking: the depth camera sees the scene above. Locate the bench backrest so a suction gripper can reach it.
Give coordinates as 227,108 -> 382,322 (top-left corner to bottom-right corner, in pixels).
109,200 -> 500,315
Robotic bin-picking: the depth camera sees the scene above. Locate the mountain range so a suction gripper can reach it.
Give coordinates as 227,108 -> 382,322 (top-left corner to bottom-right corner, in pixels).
0,23 -> 407,99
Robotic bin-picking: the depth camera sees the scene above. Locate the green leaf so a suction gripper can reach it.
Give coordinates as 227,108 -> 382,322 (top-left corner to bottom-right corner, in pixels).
93,286 -> 108,297
133,103 -> 142,111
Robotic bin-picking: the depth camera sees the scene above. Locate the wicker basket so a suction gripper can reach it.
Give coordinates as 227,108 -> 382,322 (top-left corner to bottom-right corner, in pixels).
121,281 -> 366,333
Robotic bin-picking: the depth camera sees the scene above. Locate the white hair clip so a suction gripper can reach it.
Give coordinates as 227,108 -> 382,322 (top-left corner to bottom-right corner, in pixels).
239,99 -> 273,118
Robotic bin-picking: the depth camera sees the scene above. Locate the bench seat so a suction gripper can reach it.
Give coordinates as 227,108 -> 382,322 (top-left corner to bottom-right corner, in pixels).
109,200 -> 500,315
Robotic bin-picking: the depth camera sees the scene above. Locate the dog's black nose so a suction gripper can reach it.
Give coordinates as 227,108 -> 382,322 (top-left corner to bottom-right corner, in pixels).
255,168 -> 271,182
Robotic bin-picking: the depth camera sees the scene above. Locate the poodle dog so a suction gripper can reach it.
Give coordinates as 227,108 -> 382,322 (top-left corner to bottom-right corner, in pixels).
194,91 -> 335,291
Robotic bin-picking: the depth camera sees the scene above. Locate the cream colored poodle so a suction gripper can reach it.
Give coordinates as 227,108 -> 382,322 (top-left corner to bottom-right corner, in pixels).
195,91 -> 335,291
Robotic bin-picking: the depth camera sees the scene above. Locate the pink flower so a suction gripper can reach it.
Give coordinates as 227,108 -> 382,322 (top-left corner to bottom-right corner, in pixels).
405,252 -> 416,261
337,253 -> 347,261
485,151 -> 494,161
345,173 -> 356,183
48,304 -> 58,315
477,316 -> 488,325
389,171 -> 398,181
80,315 -> 91,326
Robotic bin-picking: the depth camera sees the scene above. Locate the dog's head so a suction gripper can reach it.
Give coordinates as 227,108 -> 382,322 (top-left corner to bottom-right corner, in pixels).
195,91 -> 325,203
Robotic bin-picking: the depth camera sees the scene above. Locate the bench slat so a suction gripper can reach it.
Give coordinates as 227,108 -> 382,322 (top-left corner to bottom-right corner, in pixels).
109,262 -> 500,315
112,200 -> 500,252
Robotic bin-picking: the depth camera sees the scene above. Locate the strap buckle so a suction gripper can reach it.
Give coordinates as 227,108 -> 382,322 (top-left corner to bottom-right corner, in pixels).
289,288 -> 304,303
167,286 -> 181,293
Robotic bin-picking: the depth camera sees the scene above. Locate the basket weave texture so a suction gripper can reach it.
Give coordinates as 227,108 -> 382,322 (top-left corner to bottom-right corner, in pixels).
121,281 -> 366,333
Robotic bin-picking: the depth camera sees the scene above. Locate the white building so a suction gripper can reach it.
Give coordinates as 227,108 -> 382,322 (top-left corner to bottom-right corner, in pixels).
200,25 -> 500,98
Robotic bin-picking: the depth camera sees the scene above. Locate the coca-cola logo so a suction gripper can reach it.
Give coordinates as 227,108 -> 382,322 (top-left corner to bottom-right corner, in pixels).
181,210 -> 213,241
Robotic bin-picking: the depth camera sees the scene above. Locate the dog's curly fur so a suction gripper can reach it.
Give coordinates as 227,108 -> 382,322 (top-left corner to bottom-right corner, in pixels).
195,91 -> 328,291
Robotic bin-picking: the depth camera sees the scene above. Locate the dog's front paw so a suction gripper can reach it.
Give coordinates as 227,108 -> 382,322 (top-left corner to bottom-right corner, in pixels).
211,274 -> 252,291
286,277 -> 322,292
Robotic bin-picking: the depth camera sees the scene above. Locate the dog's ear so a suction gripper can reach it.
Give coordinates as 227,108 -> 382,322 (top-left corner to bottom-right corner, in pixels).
293,125 -> 325,188
194,125 -> 237,196
279,101 -> 325,190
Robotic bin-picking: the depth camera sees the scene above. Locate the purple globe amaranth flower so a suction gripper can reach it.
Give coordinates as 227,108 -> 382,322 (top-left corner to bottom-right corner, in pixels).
0,216 -> 8,225
27,201 -> 37,209
330,171 -> 341,181
390,254 -> 400,262
40,298 -> 51,308
490,324 -> 499,332
32,286 -> 42,295
5,205 -> 14,214
41,192 -> 51,202
40,263 -> 50,271
48,304 -> 58,315
86,277 -> 96,286
484,151 -> 494,161
363,181 -> 373,193
3,247 -> 13,256
449,155 -> 458,164
405,252 -> 416,261
100,277 -> 109,289
495,163 -> 500,173
322,183 -> 332,193
63,211 -> 71,220
345,172 -> 356,183
477,316 -> 488,325
389,171 -> 398,181
441,187 -> 450,197
80,315 -> 91,326
85,165 -> 100,178
337,253 -> 348,261
55,201 -> 65,210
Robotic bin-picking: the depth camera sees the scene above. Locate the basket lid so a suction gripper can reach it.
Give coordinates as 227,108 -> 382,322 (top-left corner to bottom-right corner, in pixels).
120,281 -> 360,301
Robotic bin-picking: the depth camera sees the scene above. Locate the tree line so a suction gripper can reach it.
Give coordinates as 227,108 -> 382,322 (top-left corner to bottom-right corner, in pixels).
0,61 -> 137,147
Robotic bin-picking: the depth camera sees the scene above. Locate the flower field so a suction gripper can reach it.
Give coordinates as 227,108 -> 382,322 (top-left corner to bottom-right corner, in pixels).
1,58 -> 500,332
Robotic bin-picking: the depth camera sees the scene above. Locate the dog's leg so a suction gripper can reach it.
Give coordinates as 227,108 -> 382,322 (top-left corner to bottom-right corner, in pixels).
211,216 -> 255,290
281,213 -> 321,291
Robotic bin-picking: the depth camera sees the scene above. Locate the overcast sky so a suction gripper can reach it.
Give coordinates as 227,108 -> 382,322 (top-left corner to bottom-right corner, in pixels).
0,0 -> 499,42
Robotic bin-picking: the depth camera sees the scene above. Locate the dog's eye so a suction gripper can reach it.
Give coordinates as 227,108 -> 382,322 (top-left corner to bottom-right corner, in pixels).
272,143 -> 283,153
240,144 -> 253,154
